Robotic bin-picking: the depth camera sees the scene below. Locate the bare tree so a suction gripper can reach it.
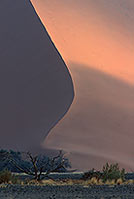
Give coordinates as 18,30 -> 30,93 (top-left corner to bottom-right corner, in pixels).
5,150 -> 71,181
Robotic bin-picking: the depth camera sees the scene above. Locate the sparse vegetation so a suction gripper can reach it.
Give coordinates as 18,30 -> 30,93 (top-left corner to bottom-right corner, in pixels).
82,168 -> 103,180
0,151 -> 134,199
102,162 -> 125,182
0,149 -> 132,186
82,162 -> 125,184
0,169 -> 19,184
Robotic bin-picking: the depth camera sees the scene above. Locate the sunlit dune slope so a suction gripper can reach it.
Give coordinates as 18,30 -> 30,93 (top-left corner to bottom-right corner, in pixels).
31,0 -> 134,83
31,0 -> 134,170
0,0 -> 74,151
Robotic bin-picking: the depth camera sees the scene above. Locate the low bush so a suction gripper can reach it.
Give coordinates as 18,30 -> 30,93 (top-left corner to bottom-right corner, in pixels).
82,163 -> 125,183
102,163 -> 125,182
82,168 -> 103,180
0,169 -> 19,184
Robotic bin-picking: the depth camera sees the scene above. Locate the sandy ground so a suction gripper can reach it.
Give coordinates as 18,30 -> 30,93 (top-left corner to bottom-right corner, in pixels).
0,173 -> 134,198
0,184 -> 134,199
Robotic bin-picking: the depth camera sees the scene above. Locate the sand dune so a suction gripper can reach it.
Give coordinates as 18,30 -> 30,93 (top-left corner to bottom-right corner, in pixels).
0,0 -> 74,151
31,0 -> 134,170
45,63 -> 134,170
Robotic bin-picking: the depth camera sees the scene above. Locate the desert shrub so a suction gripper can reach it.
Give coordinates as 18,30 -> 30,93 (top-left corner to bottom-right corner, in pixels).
0,169 -> 18,184
102,163 -> 125,182
82,168 -> 103,180
82,163 -> 125,184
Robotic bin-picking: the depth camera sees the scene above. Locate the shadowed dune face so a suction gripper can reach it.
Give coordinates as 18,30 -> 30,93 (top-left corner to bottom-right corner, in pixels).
31,0 -> 134,170
0,0 -> 74,151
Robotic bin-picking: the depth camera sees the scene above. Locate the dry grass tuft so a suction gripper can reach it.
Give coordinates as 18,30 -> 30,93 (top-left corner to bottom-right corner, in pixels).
116,178 -> 123,185
124,179 -> 134,184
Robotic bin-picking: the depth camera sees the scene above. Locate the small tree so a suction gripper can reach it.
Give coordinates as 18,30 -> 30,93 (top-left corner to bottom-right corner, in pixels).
5,150 -> 71,181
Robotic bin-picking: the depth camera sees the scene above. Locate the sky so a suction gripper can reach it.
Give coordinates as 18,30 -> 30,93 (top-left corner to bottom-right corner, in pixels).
31,0 -> 134,170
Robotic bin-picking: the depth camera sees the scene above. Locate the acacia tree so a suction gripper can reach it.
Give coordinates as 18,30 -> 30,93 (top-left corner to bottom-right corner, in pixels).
5,150 -> 71,181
